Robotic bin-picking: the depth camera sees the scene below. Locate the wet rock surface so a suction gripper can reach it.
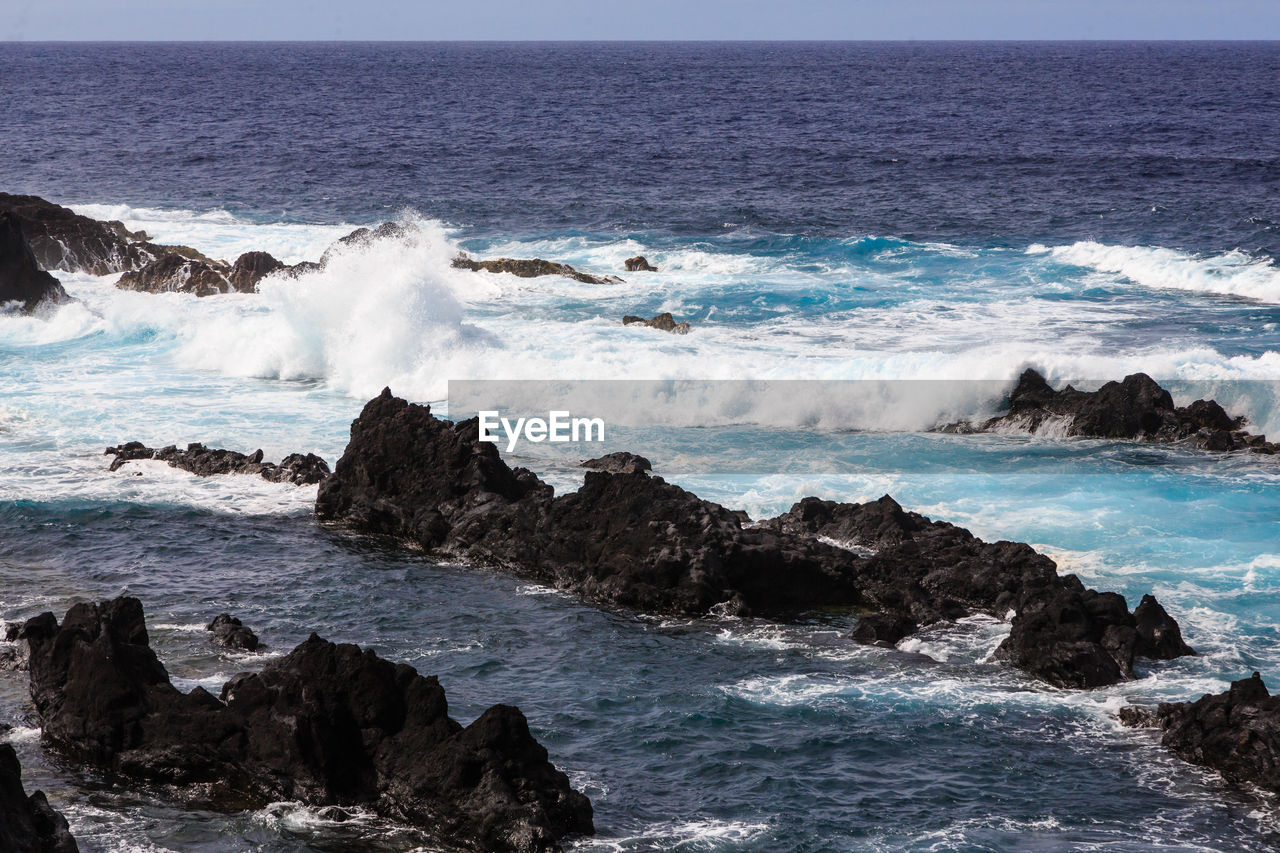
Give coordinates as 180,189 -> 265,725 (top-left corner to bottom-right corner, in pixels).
0,212 -> 68,312
0,743 -> 79,853
105,442 -> 331,485
581,452 -> 652,474
1121,673 -> 1280,793
957,368 -> 1277,454
453,252 -> 621,285
21,597 -> 593,853
623,256 -> 657,272
0,193 -> 162,275
316,389 -> 1191,688
622,312 -> 691,334
206,614 -> 260,651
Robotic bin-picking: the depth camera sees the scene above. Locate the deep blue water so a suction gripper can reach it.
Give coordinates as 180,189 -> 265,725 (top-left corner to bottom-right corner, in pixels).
2,41 -> 1280,852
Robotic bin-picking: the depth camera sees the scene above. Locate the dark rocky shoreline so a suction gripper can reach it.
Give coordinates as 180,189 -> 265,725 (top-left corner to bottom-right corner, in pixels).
18,597 -> 592,853
316,388 -> 1194,689
0,743 -> 78,853
1121,673 -> 1280,794
1,194 -> 624,304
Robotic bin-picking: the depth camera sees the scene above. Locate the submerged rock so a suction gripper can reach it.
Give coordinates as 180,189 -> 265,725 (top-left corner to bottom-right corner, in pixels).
0,212 -> 68,312
105,442 -> 331,485
622,312 -> 691,334
624,256 -> 657,272
453,252 -> 621,285
0,744 -> 79,853
22,597 -> 592,853
1121,672 -> 1280,793
962,368 -> 1277,454
316,389 -> 1191,688
207,614 -> 260,651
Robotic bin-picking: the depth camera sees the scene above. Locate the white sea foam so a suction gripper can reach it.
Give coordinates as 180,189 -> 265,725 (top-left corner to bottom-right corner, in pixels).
69,202 -> 357,266
1034,240 -> 1280,303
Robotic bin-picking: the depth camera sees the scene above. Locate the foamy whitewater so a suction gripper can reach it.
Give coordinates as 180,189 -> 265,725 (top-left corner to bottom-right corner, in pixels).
4,39 -> 1280,853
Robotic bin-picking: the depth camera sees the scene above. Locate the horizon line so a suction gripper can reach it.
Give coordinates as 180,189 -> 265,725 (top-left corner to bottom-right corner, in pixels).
5,37 -> 1280,44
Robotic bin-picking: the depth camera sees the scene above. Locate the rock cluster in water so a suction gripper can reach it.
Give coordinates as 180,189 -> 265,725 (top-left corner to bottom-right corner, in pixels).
0,743 -> 79,853
452,252 -> 622,285
1121,672 -> 1280,793
0,193 -> 159,275
957,368 -> 1277,453
19,597 -> 592,853
0,212 -> 68,313
316,389 -> 1193,688
624,256 -> 657,272
117,250 -> 286,296
105,442 -> 331,485
206,614 -> 260,651
622,312 -> 691,334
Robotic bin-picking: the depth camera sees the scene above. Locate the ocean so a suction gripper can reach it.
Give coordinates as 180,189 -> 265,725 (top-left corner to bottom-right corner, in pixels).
2,41 -> 1280,851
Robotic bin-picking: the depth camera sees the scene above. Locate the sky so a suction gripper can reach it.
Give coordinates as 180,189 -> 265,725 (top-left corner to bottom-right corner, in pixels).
5,0 -> 1280,41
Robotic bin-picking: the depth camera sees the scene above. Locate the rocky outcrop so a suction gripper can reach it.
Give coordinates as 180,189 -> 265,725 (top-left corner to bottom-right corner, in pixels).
206,614 -> 260,651
622,313 -> 691,334
1121,673 -> 1280,793
0,212 -> 68,312
0,744 -> 79,853
21,597 -> 592,853
767,496 -> 1193,687
105,442 -> 330,485
228,252 -> 286,292
957,368 -> 1277,454
116,250 -> 286,296
624,256 -> 657,272
316,389 -> 1191,687
0,193 -> 161,275
581,452 -> 652,475
453,253 -> 621,285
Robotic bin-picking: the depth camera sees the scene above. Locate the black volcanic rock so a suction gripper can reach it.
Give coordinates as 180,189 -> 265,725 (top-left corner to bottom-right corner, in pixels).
622,313 -> 691,334
0,193 -> 162,275
1122,673 -> 1280,793
228,251 -> 285,292
968,368 -> 1276,454
206,614 -> 260,652
116,254 -> 233,296
105,442 -> 330,485
316,390 -> 1192,688
581,452 -> 652,474
22,597 -> 592,853
624,256 -> 657,272
453,252 -> 621,285
0,744 -> 79,853
0,212 -> 68,312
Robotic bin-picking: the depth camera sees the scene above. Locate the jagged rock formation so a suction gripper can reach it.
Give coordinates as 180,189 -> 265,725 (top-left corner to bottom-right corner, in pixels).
453,252 -> 621,285
0,212 -> 68,312
315,389 -> 1192,688
21,597 -> 592,853
622,313 -> 691,334
1121,672 -> 1280,793
206,614 -> 260,651
105,442 -> 330,485
116,250 -> 287,296
0,743 -> 79,853
624,256 -> 657,272
954,368 -> 1277,453
0,192 -> 160,275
